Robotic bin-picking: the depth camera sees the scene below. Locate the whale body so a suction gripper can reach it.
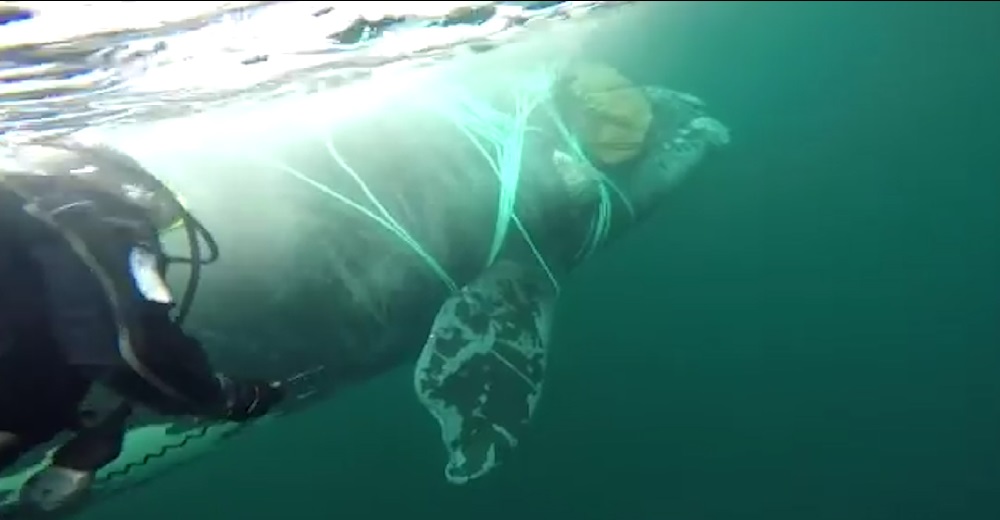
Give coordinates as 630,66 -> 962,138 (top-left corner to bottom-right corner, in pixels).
0,16 -> 729,516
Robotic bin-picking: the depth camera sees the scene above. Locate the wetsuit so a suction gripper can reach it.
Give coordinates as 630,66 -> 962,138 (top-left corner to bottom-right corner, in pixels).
0,165 -> 283,476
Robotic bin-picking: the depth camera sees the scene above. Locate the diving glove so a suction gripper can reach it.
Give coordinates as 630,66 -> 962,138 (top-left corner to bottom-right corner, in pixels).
222,378 -> 285,422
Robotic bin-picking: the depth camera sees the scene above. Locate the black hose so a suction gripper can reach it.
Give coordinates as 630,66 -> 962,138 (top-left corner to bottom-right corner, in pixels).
163,213 -> 219,325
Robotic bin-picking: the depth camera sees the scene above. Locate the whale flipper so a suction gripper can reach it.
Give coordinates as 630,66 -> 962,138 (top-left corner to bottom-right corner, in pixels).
414,260 -> 555,484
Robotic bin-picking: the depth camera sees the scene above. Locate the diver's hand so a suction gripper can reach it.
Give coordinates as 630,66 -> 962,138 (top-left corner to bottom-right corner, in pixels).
223,379 -> 285,422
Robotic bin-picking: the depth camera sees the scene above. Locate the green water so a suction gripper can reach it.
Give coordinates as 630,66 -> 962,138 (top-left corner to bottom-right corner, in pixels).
91,2 -> 1000,519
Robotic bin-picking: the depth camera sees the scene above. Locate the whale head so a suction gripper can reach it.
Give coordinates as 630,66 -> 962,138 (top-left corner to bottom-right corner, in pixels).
546,66 -> 731,269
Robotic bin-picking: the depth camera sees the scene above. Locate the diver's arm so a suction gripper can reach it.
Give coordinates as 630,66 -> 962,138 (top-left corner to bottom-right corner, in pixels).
106,300 -> 284,422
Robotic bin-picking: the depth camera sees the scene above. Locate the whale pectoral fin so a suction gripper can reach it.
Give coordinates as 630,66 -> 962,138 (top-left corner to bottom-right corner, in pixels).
414,261 -> 555,484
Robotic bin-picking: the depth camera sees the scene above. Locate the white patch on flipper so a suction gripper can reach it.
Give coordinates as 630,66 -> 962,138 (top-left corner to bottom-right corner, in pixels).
414,260 -> 555,484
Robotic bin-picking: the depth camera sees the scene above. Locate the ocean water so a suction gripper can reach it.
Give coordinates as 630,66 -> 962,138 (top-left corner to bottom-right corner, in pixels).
5,2 -> 999,519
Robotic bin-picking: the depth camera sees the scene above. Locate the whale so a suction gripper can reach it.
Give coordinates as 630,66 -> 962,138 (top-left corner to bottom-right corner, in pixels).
0,27 -> 729,517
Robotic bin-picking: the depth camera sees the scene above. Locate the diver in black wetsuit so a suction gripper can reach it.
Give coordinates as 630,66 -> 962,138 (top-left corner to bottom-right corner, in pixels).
0,140 -> 285,514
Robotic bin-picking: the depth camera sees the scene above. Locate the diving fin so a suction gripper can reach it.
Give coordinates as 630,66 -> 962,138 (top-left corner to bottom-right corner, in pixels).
18,404 -> 131,515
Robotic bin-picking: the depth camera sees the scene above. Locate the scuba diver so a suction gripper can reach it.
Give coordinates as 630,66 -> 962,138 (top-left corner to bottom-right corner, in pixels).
0,139 -> 286,515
